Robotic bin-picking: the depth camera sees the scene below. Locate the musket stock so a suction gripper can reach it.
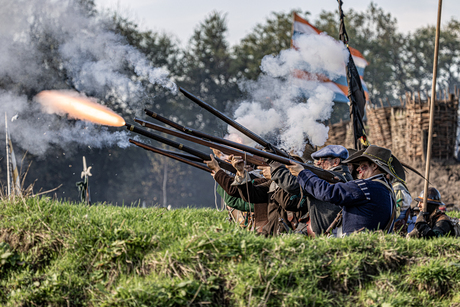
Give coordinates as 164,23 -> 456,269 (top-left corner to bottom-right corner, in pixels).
125,123 -> 236,173
134,118 -> 340,183
179,87 -> 288,158
129,139 -> 212,173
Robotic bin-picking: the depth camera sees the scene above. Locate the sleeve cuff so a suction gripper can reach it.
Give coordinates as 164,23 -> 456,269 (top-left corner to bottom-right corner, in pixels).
231,171 -> 251,186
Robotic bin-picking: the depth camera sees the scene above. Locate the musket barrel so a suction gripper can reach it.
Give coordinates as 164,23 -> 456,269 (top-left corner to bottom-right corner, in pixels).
179,87 -> 289,158
129,139 -> 212,173
134,118 -> 339,183
126,123 -> 207,159
134,118 -> 267,166
155,148 -> 205,163
145,109 -> 264,151
126,123 -> 236,173
145,109 -> 188,133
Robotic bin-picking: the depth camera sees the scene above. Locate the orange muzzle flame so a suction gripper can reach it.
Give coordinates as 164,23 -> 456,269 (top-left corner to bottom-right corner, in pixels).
36,90 -> 125,127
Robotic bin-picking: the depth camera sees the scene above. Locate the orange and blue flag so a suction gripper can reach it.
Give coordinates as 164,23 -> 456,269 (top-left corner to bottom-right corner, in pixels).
292,13 -> 369,103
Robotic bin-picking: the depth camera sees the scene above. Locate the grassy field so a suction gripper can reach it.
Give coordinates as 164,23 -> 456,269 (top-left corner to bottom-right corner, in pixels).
1,197 -> 460,306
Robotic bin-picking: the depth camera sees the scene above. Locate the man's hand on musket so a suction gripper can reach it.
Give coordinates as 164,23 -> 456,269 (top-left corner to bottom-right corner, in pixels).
211,148 -> 224,160
257,166 -> 271,179
286,162 -> 304,176
204,154 -> 221,176
229,155 -> 246,177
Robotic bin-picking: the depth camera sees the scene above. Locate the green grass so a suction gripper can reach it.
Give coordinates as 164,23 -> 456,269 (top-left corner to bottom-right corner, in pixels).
1,198 -> 460,306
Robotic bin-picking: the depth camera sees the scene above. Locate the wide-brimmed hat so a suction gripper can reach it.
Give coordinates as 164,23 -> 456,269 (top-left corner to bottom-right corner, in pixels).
342,145 -> 406,182
347,148 -> 358,157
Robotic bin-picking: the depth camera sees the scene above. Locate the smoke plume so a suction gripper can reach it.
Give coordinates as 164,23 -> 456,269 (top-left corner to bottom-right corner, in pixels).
0,0 -> 176,156
229,33 -> 349,153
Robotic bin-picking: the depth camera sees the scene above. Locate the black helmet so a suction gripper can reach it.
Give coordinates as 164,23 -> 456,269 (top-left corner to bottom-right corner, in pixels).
415,187 -> 444,207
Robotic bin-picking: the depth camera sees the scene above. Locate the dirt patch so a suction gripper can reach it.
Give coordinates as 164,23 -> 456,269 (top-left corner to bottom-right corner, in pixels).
405,159 -> 460,209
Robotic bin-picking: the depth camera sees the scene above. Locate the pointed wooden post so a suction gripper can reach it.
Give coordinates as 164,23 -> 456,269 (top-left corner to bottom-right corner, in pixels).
81,156 -> 92,205
423,0 -> 443,212
5,113 -> 10,197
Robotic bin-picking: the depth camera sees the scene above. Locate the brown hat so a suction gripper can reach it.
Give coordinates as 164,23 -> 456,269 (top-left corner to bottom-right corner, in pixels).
347,148 -> 358,157
345,148 -> 363,165
342,145 -> 406,182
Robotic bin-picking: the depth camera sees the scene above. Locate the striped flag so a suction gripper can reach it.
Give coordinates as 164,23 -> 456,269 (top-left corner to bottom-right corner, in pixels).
292,12 -> 369,103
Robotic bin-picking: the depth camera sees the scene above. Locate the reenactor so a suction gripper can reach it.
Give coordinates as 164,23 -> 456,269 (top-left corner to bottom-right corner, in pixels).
206,154 -> 269,232
269,145 -> 352,236
228,153 -> 307,236
289,145 -> 401,235
407,187 -> 458,238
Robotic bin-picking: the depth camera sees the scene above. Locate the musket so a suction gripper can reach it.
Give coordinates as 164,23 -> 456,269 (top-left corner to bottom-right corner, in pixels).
129,139 -> 212,173
134,118 -> 340,183
147,146 -> 205,163
178,89 -> 344,181
145,108 -> 270,151
125,123 -> 236,173
179,87 -> 289,158
133,119 -> 267,167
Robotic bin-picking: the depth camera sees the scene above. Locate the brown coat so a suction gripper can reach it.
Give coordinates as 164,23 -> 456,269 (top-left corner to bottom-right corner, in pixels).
214,170 -> 269,232
234,178 -> 307,236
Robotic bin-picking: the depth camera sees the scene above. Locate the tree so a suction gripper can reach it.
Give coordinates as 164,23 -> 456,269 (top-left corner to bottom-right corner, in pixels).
178,11 -> 240,135
91,11 -> 217,208
233,10 -> 310,81
15,2 -> 203,208
403,19 -> 460,95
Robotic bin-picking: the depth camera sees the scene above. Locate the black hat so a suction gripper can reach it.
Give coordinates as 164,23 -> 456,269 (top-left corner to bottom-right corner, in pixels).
415,187 -> 444,207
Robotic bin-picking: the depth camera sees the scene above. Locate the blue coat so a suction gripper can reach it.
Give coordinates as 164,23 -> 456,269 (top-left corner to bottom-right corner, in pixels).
298,170 -> 394,234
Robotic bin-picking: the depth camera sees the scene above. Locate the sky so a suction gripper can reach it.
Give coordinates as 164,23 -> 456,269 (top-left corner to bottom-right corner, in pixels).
96,0 -> 460,46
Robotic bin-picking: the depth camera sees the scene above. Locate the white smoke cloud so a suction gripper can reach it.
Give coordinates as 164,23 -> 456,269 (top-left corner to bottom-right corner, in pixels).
0,0 -> 176,156
261,33 -> 348,79
230,32 -> 349,153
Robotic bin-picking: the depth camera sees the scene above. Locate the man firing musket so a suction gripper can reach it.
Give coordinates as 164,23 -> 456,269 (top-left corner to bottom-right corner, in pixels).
127,85 -> 360,236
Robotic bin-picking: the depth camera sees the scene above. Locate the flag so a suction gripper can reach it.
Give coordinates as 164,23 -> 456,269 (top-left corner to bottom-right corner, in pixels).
291,12 -> 369,104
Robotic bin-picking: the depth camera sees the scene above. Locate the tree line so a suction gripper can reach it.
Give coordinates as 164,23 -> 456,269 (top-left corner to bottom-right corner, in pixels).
5,0 -> 460,207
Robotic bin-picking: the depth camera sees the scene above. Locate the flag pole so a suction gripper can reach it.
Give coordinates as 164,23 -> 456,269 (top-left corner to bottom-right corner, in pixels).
337,0 -> 368,150
5,113 -> 10,197
422,0 -> 443,212
291,12 -> 295,49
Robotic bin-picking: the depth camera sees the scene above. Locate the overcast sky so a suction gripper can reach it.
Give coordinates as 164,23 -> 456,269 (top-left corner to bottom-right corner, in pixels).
97,0 -> 459,46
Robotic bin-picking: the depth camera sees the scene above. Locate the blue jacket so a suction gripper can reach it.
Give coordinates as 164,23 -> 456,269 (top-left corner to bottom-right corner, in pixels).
298,170 -> 394,234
